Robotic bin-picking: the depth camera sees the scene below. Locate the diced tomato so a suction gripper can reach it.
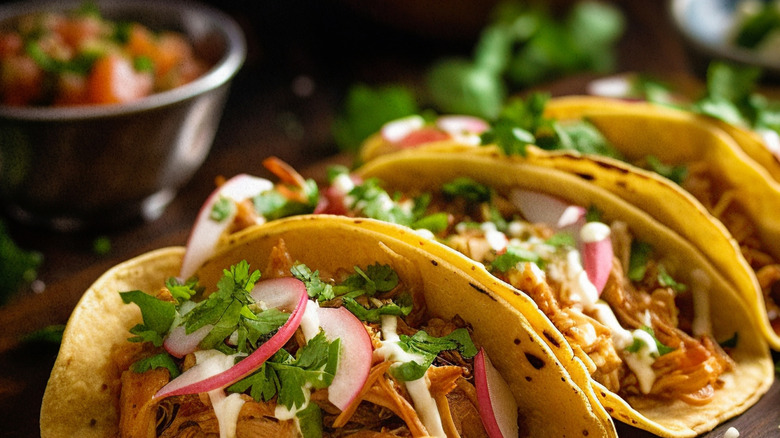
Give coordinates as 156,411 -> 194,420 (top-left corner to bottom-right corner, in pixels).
55,72 -> 88,105
55,15 -> 104,49
126,23 -> 157,59
0,55 -> 44,105
86,54 -> 153,104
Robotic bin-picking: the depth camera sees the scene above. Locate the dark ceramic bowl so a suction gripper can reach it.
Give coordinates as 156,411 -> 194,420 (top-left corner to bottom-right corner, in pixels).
0,0 -> 245,230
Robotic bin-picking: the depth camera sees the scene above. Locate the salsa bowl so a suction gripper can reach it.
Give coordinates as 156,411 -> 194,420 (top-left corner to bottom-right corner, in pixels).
0,0 -> 245,230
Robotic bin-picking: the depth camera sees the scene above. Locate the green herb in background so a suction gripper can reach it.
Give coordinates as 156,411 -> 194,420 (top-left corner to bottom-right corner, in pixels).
22,324 -> 65,345
332,84 -> 419,153
93,235 -> 112,255
427,0 -> 624,119
333,0 -> 625,152
0,220 -> 42,305
734,3 -> 780,49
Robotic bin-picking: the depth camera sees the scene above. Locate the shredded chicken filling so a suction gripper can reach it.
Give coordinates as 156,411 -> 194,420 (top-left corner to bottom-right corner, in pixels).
419,190 -> 734,406
116,240 -> 492,438
682,162 -> 780,335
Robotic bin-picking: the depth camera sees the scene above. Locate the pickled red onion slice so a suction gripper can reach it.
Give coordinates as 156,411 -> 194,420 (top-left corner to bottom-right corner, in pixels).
474,348 -> 519,438
154,279 -> 308,399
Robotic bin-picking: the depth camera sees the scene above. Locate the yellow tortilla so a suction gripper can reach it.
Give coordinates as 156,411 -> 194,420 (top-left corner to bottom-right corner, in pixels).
541,95 -> 780,350
40,216 -> 616,437
354,150 -> 774,437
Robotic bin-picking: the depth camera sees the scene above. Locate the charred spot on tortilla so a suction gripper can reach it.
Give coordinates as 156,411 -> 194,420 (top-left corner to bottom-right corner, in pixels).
543,330 -> 561,348
593,160 -> 630,174
583,429 -> 590,436
525,376 -> 532,382
469,282 -> 496,300
514,338 -> 521,345
525,352 -> 546,369
430,259 -> 438,266
576,172 -> 596,181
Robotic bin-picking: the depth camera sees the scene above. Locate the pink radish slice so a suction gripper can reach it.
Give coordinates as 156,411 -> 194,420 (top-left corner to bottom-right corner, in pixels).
164,324 -> 213,358
180,174 -> 273,280
380,115 -> 425,143
435,115 -> 489,135
398,128 -> 451,148
250,277 -> 308,311
474,348 -> 519,438
317,306 -> 372,411
509,189 -> 586,229
581,222 -> 613,295
153,280 -> 308,399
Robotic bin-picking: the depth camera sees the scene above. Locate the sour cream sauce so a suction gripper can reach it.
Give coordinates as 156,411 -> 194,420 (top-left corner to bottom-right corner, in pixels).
375,315 -> 447,438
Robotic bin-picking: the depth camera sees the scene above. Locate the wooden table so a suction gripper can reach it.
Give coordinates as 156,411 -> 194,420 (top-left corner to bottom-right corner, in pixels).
1,1 -> 777,436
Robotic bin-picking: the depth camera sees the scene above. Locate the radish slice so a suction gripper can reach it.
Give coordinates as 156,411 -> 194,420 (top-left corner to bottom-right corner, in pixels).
250,277 -> 308,311
317,306 -> 372,411
510,189 -> 586,229
474,348 -> 519,438
380,115 -> 425,143
154,279 -> 308,399
581,222 -> 613,295
587,75 -> 633,98
436,115 -> 489,134
180,174 -> 273,280
164,324 -> 213,358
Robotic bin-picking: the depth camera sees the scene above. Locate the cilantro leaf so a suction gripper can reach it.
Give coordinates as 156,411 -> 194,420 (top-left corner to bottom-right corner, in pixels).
291,264 -> 335,302
490,245 -> 542,273
120,290 -> 175,346
442,178 -> 492,203
336,264 -> 399,298
165,277 -> 201,304
348,178 -> 417,225
332,84 -> 419,153
393,328 -> 477,381
274,332 -> 339,409
342,295 -> 413,322
656,265 -> 687,293
625,326 -> 675,356
210,196 -> 235,222
628,240 -> 652,282
296,402 -> 324,438
545,232 -> 575,248
0,219 -> 42,305
131,353 -> 181,378
227,361 -> 279,402
253,180 -> 319,221
410,212 -> 449,233
645,155 -> 688,185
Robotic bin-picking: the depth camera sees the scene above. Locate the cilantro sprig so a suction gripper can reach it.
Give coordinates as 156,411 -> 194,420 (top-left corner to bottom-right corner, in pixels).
625,326 -> 675,357
392,328 -> 478,381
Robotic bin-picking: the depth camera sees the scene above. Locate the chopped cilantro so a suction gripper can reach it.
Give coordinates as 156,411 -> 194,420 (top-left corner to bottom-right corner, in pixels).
625,326 -> 675,356
628,240 -> 652,282
228,331 -> 339,411
332,84 -> 419,153
545,232 -> 575,248
291,264 -> 335,302
335,264 -> 399,298
645,155 -> 688,185
442,178 -> 492,203
21,324 -> 65,345
393,328 -> 478,381
585,205 -> 603,223
490,245 -> 542,273
656,265 -> 687,293
165,277 -> 201,304
120,290 -> 176,346
348,178 -> 419,226
92,236 -> 111,256
0,220 -> 42,305
341,294 -> 413,322
410,212 -> 449,233
210,197 -> 235,222
296,402 -> 324,438
133,55 -> 154,72
253,180 -> 319,221
131,353 -> 181,378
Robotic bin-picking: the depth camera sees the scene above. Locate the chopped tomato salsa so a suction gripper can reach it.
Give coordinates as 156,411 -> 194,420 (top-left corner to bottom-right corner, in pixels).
0,3 -> 209,106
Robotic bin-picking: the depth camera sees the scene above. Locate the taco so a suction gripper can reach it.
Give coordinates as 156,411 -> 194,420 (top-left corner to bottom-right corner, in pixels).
534,95 -> 780,351
356,93 -> 780,353
40,215 -> 616,438
314,150 -> 774,437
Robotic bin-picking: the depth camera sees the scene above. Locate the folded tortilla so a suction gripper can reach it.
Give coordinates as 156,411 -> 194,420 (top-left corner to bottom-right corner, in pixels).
538,96 -> 780,351
40,215 -> 616,437
352,150 -> 773,437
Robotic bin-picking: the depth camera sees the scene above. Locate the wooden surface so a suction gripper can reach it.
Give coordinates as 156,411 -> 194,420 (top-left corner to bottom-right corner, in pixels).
0,1 -> 778,437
